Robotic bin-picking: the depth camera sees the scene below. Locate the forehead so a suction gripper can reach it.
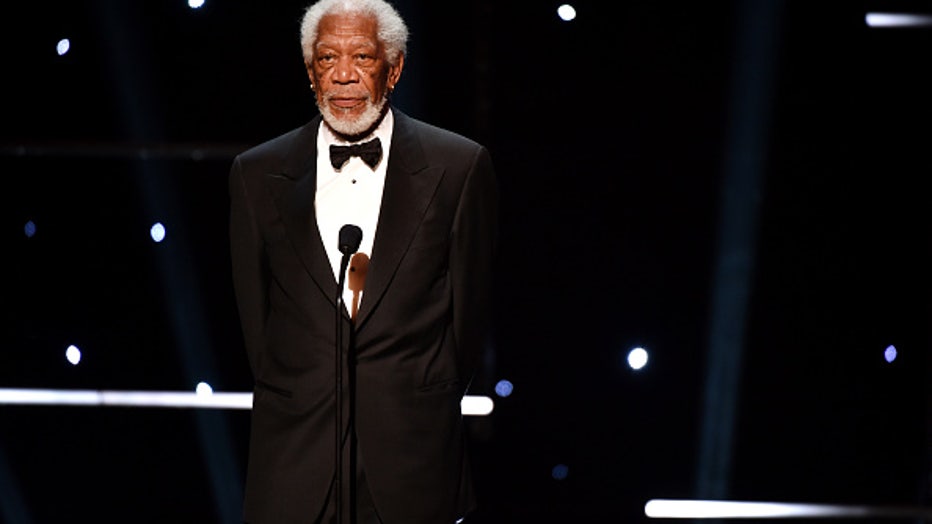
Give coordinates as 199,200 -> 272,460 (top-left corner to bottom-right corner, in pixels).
315,12 -> 380,48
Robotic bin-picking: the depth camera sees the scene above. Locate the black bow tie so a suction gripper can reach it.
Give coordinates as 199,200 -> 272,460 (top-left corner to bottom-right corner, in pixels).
329,137 -> 382,170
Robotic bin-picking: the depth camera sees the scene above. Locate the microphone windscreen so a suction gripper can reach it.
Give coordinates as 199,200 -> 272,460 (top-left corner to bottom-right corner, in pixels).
338,224 -> 363,255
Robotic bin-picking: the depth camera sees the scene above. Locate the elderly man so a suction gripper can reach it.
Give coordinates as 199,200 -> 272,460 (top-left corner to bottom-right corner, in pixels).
228,0 -> 498,522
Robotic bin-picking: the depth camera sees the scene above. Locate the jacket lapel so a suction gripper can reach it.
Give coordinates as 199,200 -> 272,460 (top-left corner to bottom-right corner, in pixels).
265,116 -> 342,310
355,111 -> 444,328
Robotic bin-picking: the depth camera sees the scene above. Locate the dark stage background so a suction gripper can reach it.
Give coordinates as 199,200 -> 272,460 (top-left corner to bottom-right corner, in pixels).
1,1 -> 929,523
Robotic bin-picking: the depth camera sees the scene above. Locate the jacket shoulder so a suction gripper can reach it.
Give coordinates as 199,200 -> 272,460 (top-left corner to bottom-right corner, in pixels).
233,121 -> 318,172
396,111 -> 485,154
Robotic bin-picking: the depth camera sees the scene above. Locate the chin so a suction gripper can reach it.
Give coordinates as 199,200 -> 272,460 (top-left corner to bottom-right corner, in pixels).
320,97 -> 387,138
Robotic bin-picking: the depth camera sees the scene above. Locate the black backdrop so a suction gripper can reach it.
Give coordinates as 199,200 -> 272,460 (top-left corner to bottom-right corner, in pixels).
2,1 -> 929,523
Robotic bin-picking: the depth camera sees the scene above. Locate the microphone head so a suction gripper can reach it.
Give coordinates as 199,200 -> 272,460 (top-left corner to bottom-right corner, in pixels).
338,224 -> 363,255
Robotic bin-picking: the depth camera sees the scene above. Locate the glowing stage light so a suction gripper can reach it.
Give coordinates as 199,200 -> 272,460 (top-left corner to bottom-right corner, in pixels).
56,39 -> 70,56
196,382 -> 213,395
188,0 -> 205,8
645,499 -> 932,519
24,220 -> 37,238
462,395 -> 494,416
0,389 -> 251,408
551,463 -> 569,480
0,389 -> 494,415
150,222 -> 166,242
627,346 -> 648,370
557,4 -> 577,22
494,379 -> 513,398
65,345 -> 82,365
884,344 -> 897,363
866,13 -> 932,27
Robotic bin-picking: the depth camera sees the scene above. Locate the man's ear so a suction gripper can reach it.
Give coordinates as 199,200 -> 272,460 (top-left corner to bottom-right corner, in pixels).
387,53 -> 404,90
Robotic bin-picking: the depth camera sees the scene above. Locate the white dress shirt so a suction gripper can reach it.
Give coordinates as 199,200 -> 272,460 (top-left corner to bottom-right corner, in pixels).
315,109 -> 394,319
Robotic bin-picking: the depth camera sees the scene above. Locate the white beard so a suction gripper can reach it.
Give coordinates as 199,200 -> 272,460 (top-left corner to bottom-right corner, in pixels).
319,94 -> 387,138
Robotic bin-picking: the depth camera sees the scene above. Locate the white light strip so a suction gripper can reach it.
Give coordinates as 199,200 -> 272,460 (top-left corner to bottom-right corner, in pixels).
866,12 -> 932,27
0,389 -> 253,409
0,388 -> 493,416
645,499 -> 932,519
463,395 -> 495,416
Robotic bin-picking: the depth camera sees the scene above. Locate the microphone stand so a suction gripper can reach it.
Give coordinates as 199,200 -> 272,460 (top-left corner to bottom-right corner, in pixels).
336,253 -> 349,524
335,224 -> 361,524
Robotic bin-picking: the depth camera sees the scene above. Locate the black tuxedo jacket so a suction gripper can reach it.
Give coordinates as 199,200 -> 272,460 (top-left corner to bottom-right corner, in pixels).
229,109 -> 498,524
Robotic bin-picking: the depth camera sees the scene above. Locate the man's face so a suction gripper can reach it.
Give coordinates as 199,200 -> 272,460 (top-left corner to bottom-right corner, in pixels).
307,12 -> 403,137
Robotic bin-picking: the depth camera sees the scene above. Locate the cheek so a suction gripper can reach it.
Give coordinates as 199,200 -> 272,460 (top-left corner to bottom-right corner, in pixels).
310,66 -> 331,85
364,71 -> 389,96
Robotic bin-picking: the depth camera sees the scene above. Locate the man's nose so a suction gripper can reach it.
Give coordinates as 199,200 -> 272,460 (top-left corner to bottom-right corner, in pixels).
333,57 -> 359,83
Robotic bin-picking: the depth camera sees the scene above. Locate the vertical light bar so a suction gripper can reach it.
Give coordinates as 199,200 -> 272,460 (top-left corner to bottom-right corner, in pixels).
698,0 -> 783,499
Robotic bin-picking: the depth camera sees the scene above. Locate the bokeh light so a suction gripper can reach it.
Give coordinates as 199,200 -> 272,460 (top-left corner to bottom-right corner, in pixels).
552,463 -> 569,480
65,345 -> 82,366
557,4 -> 577,22
494,379 -> 513,398
150,222 -> 166,243
884,345 -> 897,363
627,346 -> 649,370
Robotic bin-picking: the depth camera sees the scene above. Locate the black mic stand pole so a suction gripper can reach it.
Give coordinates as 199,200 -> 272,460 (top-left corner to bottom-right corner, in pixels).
335,224 -> 361,524
335,254 -> 348,524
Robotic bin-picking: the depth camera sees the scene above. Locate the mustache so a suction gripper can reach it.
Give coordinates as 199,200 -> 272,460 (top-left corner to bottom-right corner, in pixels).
322,91 -> 371,101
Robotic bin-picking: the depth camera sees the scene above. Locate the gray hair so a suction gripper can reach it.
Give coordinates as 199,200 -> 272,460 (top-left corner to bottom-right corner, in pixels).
300,0 -> 408,66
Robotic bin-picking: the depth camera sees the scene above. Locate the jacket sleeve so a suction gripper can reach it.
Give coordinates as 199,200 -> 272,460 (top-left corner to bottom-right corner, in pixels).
229,156 -> 268,376
449,145 -> 499,392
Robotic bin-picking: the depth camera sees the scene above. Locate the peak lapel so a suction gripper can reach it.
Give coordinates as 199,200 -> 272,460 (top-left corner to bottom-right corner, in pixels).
354,112 -> 443,327
265,118 -> 341,308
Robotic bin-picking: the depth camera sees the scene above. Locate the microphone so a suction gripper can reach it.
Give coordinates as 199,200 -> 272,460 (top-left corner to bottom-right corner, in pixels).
338,224 -> 363,256
337,225 -> 363,290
